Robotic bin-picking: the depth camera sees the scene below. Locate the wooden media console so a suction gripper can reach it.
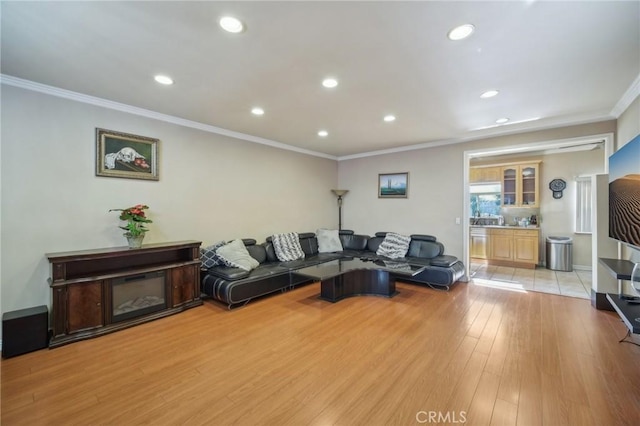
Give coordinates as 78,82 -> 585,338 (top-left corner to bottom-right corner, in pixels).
46,240 -> 202,348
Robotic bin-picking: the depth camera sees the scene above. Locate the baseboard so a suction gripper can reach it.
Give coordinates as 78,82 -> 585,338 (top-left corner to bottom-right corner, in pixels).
572,265 -> 592,271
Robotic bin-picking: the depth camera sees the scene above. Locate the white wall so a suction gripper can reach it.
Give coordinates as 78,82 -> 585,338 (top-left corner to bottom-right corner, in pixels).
338,121 -> 616,261
538,149 -> 605,267
338,144 -> 464,255
0,85 -> 338,329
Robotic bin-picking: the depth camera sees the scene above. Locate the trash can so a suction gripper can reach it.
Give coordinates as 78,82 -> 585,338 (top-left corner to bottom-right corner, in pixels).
546,236 -> 573,272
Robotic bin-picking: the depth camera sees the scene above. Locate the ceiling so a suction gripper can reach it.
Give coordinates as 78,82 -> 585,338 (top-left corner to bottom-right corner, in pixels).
1,1 -> 638,158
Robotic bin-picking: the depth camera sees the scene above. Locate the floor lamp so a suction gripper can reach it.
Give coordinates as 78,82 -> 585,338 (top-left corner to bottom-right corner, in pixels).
331,189 -> 349,230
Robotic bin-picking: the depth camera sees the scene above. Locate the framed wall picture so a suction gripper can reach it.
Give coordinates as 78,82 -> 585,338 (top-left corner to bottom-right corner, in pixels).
96,128 -> 159,181
378,172 -> 408,198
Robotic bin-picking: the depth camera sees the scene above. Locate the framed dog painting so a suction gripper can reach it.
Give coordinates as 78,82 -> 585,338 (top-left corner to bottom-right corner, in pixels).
95,128 -> 159,181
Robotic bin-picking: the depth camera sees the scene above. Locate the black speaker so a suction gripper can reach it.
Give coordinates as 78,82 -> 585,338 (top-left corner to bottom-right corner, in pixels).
2,305 -> 49,358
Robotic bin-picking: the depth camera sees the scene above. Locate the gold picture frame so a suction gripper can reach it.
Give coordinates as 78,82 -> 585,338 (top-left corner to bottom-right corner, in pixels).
96,128 -> 159,181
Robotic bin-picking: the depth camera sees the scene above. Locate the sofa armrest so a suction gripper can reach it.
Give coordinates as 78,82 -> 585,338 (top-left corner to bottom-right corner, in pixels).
430,255 -> 459,267
206,267 -> 251,281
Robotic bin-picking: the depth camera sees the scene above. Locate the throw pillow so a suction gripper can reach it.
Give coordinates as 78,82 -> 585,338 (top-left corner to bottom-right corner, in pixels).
376,232 -> 411,259
200,240 -> 227,269
316,228 -> 343,253
215,239 -> 260,271
271,232 -> 305,262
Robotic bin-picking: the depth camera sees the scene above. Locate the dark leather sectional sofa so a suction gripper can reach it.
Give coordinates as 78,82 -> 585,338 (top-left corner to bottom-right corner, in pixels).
201,231 -> 465,308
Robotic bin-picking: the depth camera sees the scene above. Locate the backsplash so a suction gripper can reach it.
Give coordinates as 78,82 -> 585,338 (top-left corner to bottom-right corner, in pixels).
470,207 -> 541,226
501,207 -> 541,226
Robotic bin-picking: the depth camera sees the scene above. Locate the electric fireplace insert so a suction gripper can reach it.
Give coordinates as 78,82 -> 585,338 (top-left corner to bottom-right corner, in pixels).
112,271 -> 166,322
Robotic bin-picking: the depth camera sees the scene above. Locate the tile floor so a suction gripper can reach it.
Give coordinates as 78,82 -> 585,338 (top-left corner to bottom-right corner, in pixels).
469,262 -> 592,299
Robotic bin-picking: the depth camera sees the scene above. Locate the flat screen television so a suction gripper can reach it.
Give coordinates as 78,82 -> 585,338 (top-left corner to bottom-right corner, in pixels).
609,133 -> 640,249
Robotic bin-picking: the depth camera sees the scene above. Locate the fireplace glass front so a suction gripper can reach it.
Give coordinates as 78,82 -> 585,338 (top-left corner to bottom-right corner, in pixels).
112,271 -> 166,322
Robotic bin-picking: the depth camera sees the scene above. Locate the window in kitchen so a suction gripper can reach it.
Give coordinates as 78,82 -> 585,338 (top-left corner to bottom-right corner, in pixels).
470,183 -> 502,216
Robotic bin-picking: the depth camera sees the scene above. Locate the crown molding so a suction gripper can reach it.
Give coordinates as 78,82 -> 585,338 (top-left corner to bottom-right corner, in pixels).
2,73 -> 626,163
337,113 -> 614,161
0,74 -> 337,161
610,72 -> 640,118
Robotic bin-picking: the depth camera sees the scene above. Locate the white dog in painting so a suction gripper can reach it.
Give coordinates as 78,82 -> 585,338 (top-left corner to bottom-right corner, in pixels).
105,147 -> 149,170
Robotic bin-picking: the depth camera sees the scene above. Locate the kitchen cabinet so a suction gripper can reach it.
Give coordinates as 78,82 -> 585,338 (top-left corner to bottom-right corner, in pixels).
471,227 -> 540,269
490,229 -> 514,261
501,162 -> 540,208
514,230 -> 539,264
470,166 -> 501,183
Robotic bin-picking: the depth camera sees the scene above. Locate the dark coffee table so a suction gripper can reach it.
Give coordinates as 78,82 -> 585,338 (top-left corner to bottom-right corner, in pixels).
296,258 -> 426,302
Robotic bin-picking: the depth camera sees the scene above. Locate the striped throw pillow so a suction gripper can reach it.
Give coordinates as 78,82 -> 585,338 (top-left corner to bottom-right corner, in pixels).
376,232 -> 411,259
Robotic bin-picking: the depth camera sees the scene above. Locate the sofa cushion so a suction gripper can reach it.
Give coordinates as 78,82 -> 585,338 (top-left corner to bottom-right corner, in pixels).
340,233 -> 369,251
271,232 -> 305,261
367,236 -> 385,252
299,234 -> 319,256
246,244 -> 267,264
410,234 -> 437,242
200,240 -> 227,269
216,239 -> 260,271
407,239 -> 443,258
376,232 -> 411,259
264,242 -> 278,262
316,229 -> 343,253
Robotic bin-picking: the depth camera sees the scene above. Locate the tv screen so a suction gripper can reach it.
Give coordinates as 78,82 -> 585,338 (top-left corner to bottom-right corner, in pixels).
609,133 -> 640,249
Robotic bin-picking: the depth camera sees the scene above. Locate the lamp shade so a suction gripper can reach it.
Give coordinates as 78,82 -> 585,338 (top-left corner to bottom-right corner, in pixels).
331,189 -> 349,197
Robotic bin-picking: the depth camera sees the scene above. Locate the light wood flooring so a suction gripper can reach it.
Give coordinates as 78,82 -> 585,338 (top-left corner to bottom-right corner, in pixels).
470,263 -> 592,300
2,280 -> 640,425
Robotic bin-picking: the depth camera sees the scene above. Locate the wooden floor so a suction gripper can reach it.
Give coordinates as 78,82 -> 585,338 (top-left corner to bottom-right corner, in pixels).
2,280 -> 640,425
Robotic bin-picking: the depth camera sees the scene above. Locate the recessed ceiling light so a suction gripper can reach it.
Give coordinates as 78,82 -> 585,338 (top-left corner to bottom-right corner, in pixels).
470,117 -> 541,131
318,130 -> 329,137
219,16 -> 244,33
447,24 -> 475,41
154,75 -> 174,85
322,78 -> 338,88
383,115 -> 396,122
496,117 -> 509,124
251,107 -> 264,116
480,90 -> 499,98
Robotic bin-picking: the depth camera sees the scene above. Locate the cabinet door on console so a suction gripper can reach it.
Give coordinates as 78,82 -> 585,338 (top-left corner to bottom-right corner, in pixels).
68,281 -> 104,333
171,265 -> 197,307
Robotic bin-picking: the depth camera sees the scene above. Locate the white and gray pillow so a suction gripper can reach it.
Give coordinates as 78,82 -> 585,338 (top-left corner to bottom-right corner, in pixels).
271,232 -> 305,261
376,232 -> 411,259
215,239 -> 260,271
316,228 -> 343,253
